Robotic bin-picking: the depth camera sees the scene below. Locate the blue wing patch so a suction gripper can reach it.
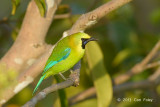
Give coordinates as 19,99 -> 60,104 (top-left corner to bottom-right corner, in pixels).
62,48 -> 71,60
43,61 -> 58,73
42,48 -> 71,75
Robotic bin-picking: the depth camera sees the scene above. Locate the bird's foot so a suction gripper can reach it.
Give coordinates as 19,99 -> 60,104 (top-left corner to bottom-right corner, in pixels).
70,70 -> 73,74
59,72 -> 67,80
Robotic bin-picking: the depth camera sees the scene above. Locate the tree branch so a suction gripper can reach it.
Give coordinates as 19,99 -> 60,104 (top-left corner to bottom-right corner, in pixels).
0,0 -> 60,72
69,87 -> 96,106
67,40 -> 160,105
114,40 -> 160,85
114,66 -> 160,93
0,0 -> 61,105
68,67 -> 160,105
66,0 -> 132,35
54,13 -> 71,19
144,61 -> 160,70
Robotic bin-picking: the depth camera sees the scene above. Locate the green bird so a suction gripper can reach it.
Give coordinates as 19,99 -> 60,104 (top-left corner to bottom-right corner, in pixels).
33,32 -> 97,94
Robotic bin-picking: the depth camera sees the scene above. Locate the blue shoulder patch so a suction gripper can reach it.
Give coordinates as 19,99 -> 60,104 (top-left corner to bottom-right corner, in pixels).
42,48 -> 71,75
61,48 -> 71,60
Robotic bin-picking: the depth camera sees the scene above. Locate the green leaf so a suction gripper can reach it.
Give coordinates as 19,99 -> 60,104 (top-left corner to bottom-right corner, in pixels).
34,0 -> 46,17
11,29 -> 18,41
156,84 -> 160,95
150,8 -> 160,25
85,42 -> 113,107
112,48 -> 132,66
11,0 -> 20,15
56,5 -> 71,14
58,89 -> 68,107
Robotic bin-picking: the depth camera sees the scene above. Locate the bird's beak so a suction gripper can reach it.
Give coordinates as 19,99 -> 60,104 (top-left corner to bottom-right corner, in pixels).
84,37 -> 98,45
88,37 -> 98,41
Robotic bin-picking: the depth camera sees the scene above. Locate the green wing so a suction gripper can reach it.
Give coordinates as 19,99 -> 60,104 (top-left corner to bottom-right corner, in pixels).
33,48 -> 71,95
42,48 -> 71,75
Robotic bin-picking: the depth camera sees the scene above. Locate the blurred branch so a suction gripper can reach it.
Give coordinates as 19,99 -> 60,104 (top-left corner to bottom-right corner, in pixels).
114,67 -> 160,93
145,61 -> 160,70
69,87 -> 96,106
54,13 -> 71,19
66,0 -> 132,35
69,67 -> 160,105
68,40 -> 160,105
0,0 -> 61,105
22,61 -> 81,107
0,0 -> 60,72
114,40 -> 160,85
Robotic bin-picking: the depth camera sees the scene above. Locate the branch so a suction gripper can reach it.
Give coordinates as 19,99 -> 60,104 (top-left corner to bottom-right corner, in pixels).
114,67 -> 160,93
0,0 -> 60,72
69,87 -> 96,106
67,40 -> 160,105
66,0 -> 132,35
68,67 -> 160,105
54,13 -> 71,19
144,61 -> 160,70
0,0 -> 61,105
22,61 -> 81,107
114,40 -> 160,85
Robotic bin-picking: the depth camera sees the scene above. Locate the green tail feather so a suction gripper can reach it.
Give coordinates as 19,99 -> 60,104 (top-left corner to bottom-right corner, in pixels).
32,74 -> 46,95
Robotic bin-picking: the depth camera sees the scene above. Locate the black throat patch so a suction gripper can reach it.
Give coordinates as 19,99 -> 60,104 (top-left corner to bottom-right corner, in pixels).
81,37 -> 97,49
81,38 -> 89,49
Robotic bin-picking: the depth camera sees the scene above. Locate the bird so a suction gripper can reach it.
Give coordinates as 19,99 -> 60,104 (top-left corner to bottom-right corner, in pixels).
33,32 -> 97,94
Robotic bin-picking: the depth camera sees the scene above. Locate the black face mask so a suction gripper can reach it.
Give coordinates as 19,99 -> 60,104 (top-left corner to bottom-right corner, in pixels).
81,37 -> 98,49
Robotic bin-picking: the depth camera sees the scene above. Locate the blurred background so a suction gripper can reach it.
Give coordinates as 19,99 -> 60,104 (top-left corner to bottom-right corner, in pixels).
0,0 -> 160,107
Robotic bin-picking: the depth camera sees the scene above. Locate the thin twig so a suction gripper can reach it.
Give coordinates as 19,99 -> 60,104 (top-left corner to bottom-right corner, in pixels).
114,67 -> 160,93
54,13 -> 71,19
68,41 -> 160,105
144,61 -> 160,70
69,67 -> 160,105
114,40 -> 160,85
69,87 -> 96,106
66,0 -> 132,35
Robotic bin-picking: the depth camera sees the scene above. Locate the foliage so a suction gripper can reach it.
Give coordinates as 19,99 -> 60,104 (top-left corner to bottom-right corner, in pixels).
85,42 -> 113,107
34,0 -> 46,17
11,0 -> 20,15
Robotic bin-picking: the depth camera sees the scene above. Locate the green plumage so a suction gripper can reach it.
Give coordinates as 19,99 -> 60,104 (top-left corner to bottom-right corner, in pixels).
33,32 -> 93,94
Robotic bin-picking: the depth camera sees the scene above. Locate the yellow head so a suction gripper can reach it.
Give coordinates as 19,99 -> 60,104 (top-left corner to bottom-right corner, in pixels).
69,32 -> 97,49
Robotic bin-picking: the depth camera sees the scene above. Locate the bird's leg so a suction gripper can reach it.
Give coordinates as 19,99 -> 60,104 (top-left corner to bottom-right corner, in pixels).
59,72 -> 67,80
70,69 -> 73,74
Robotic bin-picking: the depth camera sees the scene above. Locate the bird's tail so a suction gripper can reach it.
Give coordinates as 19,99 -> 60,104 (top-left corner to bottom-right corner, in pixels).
32,74 -> 46,95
